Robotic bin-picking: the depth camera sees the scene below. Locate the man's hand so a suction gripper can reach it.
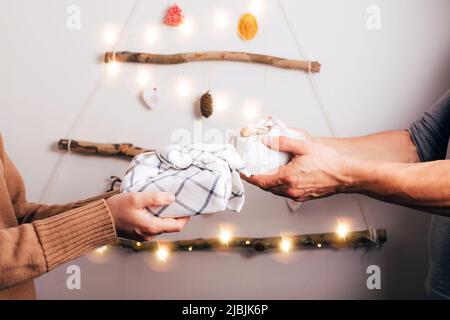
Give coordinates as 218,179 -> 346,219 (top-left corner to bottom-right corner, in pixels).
242,135 -> 356,202
106,192 -> 189,241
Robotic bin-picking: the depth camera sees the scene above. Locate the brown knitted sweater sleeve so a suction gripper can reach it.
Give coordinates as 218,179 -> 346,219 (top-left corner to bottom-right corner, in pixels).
0,201 -> 117,290
32,200 -> 117,270
0,145 -> 117,290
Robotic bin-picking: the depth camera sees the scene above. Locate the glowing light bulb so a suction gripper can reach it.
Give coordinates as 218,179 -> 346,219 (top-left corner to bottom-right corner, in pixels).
188,246 -> 193,252
280,237 -> 292,253
156,245 -> 169,262
136,69 -> 150,88
336,220 -> 349,239
248,0 -> 264,16
317,243 -> 322,248
107,56 -> 120,76
180,19 -> 193,35
242,101 -> 260,121
245,240 -> 251,245
136,241 -> 142,248
214,93 -> 228,112
219,225 -> 233,245
213,10 -> 230,30
145,25 -> 159,45
96,245 -> 108,255
176,79 -> 191,98
103,26 -> 118,46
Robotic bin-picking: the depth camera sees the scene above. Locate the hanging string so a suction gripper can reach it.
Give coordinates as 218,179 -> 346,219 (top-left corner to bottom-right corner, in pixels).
39,0 -> 142,203
276,0 -> 370,229
263,64 -> 269,111
262,13 -> 271,117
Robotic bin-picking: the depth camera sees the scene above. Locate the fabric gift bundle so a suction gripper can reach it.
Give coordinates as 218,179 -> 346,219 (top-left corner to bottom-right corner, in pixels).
228,117 -> 305,175
121,118 -> 305,217
121,144 -> 246,218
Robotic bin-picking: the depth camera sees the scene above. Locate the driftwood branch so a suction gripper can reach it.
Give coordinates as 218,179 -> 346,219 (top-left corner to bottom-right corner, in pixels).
105,51 -> 321,73
116,228 -> 386,252
58,139 -> 151,159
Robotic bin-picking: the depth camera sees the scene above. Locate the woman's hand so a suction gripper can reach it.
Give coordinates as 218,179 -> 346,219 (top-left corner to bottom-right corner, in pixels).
242,135 -> 357,202
106,192 -> 190,241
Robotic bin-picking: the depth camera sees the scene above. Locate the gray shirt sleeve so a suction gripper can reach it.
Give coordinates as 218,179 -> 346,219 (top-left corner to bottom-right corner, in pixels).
407,90 -> 450,299
407,89 -> 450,162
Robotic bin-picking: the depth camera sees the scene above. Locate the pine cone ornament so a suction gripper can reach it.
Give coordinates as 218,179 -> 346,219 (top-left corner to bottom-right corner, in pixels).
200,91 -> 213,118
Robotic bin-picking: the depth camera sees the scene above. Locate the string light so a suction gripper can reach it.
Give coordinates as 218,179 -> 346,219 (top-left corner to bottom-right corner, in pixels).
279,234 -> 292,253
219,225 -> 233,245
213,9 -> 230,30
336,219 -> 349,240
248,0 -> 265,16
103,25 -> 118,46
155,243 -> 170,262
214,93 -> 228,112
107,62 -> 120,76
112,228 -> 386,257
176,78 -> 192,98
96,245 -> 108,255
179,18 -> 194,35
136,68 -> 150,88
107,56 -> 120,77
145,25 -> 159,45
242,101 -> 261,121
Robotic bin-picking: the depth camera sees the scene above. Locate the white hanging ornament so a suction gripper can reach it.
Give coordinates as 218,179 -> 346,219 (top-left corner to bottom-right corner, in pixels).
142,84 -> 160,109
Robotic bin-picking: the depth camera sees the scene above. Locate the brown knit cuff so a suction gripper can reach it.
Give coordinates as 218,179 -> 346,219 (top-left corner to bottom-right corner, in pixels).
33,200 -> 117,271
72,189 -> 120,207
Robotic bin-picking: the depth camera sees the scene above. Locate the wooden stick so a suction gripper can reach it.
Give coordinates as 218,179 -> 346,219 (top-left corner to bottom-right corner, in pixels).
116,228 -> 386,252
105,51 -> 321,73
58,139 -> 151,159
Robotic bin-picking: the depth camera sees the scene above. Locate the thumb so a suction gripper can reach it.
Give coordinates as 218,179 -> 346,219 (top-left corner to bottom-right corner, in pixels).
262,136 -> 309,155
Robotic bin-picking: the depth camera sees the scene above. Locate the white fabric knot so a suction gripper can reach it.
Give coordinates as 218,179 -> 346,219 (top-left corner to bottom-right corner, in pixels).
160,145 -> 194,169
229,118 -> 305,175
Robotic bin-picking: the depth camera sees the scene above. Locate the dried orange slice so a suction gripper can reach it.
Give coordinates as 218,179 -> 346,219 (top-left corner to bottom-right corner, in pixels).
238,13 -> 258,40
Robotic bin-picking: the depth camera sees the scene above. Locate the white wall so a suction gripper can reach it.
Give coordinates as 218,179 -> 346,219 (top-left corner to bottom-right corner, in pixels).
1,0 -> 449,299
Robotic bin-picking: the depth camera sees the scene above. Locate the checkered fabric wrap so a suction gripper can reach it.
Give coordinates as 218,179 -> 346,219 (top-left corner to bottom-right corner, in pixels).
121,143 -> 247,218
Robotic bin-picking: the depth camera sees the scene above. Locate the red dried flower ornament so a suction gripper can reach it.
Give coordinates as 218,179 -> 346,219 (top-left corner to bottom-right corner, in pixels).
164,4 -> 184,27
